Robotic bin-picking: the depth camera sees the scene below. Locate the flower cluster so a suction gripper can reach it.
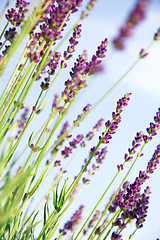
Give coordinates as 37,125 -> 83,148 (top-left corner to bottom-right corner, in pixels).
154,28 -> 160,40
39,51 -> 61,89
111,231 -> 122,240
62,51 -> 88,103
82,146 -> 107,184
61,134 -> 84,159
108,181 -> 130,214
5,0 -> 30,27
82,94 -> 131,184
139,48 -> 149,58
113,0 -> 151,49
4,27 -> 17,43
84,118 -> 104,143
39,0 -> 83,42
60,205 -> 84,235
117,181 -> 150,230
124,131 -> 144,162
146,144 -> 160,174
86,38 -> 108,75
15,106 -> 29,139
0,1 -> 30,58
62,38 -> 108,103
109,143 -> 160,238
83,210 -> 100,235
81,0 -> 98,19
95,217 -> 109,236
73,104 -> 92,126
51,121 -> 70,154
61,24 -> 82,66
100,93 -> 131,144
143,108 -> 160,143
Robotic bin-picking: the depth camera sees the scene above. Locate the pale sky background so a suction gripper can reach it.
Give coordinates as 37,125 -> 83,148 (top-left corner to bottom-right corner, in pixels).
0,0 -> 160,239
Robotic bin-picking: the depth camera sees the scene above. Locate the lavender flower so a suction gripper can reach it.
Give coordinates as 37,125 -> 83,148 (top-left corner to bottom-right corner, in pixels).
139,48 -> 149,58
85,118 -> 104,141
111,231 -> 122,240
62,51 -> 88,103
51,121 -> 70,154
61,134 -> 84,159
37,0 -> 83,43
143,108 -> 160,143
124,131 -> 144,162
146,144 -> 160,174
15,107 -> 29,139
5,0 -> 30,26
4,27 -> 17,43
108,182 -> 130,213
154,28 -> 160,40
62,24 -> 82,65
61,205 -> 84,234
81,0 -> 98,19
113,0 -> 151,49
111,144 -> 160,236
100,93 -> 131,144
86,38 -> 108,75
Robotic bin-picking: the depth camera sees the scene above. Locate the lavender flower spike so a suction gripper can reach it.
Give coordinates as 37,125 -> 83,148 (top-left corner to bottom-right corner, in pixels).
101,93 -> 131,144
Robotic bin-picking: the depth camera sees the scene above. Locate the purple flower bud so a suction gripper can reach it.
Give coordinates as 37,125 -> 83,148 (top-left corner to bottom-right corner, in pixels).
139,48 -> 148,58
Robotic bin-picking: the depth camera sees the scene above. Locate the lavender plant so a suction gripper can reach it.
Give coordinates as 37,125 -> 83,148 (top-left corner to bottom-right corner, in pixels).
0,0 -> 159,239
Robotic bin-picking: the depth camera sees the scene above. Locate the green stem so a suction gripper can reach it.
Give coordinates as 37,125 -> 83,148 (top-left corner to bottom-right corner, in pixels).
0,0 -> 52,75
0,0 -> 11,23
27,93 -> 79,197
129,228 -> 137,239
65,123 -> 112,206
0,62 -> 35,141
88,143 -> 146,239
74,171 -> 120,240
1,83 -> 42,164
100,209 -> 121,240
20,108 -> 53,173
91,41 -> 154,112
0,38 -> 36,112
0,22 -> 9,40
36,210 -> 58,240
0,61 -> 34,125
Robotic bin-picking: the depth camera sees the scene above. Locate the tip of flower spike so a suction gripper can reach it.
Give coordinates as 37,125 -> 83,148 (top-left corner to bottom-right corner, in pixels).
82,177 -> 90,184
117,164 -> 124,172
154,31 -> 160,41
139,48 -> 148,58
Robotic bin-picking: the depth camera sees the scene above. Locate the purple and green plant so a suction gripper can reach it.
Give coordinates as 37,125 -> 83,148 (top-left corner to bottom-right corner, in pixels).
0,0 -> 159,239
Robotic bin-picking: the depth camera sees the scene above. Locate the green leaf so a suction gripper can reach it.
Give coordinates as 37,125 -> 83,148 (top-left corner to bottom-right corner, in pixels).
53,178 -> 68,212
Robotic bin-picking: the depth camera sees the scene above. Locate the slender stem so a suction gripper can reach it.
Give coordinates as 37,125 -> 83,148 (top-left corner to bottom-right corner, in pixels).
28,93 -> 79,196
0,1 -> 11,24
65,123 -> 112,205
91,41 -> 154,112
0,38 -> 36,112
0,0 -> 52,75
0,62 -> 35,142
88,143 -> 146,239
74,171 -> 119,240
36,210 -> 58,240
0,61 -> 34,127
129,228 -> 137,240
99,209 -> 121,240
0,22 -> 9,40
